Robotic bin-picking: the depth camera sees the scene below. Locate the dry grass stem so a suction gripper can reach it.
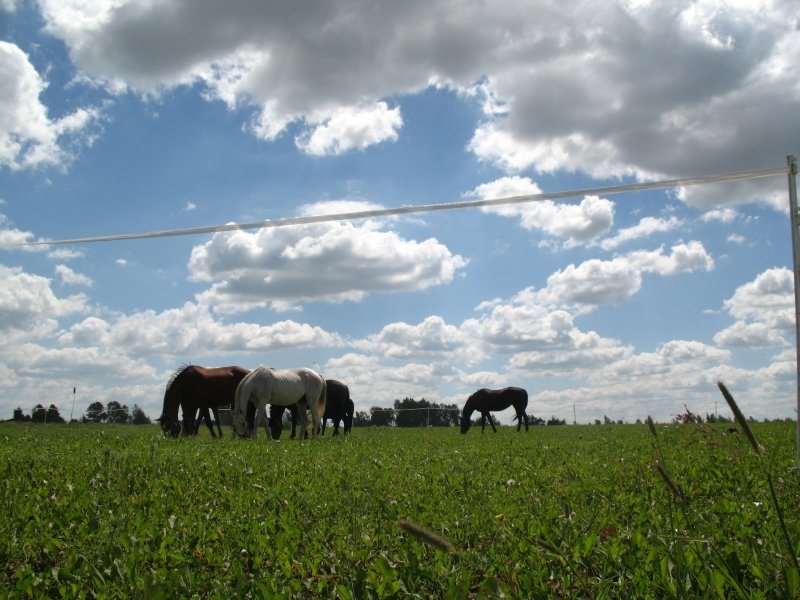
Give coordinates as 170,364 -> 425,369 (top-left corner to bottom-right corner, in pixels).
398,519 -> 457,554
717,382 -> 762,454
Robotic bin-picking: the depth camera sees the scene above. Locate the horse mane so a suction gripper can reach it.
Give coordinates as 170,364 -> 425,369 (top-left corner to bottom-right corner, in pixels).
166,364 -> 193,391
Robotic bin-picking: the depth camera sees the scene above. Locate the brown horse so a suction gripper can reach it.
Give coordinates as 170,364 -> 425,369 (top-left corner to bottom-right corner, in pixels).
460,387 -> 529,434
159,365 -> 249,437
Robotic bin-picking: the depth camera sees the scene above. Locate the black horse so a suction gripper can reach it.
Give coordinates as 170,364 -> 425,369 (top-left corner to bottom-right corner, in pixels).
268,379 -> 354,438
321,379 -> 353,436
460,387 -> 529,434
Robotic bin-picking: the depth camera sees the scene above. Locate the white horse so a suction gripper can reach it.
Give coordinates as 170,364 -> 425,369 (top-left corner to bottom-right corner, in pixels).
232,366 -> 327,440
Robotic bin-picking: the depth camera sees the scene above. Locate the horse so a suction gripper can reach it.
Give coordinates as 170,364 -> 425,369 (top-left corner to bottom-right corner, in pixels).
460,387 -> 529,434
232,366 -> 327,440
320,379 -> 354,436
158,365 -> 250,437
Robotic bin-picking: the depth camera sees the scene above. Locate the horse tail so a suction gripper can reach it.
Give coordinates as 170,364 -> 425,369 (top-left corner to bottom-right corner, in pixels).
234,371 -> 255,431
316,377 -> 327,420
345,397 -> 354,433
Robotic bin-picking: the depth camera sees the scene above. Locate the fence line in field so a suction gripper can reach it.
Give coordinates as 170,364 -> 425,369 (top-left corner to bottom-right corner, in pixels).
1,165 -> 787,247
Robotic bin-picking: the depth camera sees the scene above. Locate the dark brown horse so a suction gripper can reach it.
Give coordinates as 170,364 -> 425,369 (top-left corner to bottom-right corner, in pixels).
321,379 -> 353,436
159,365 -> 249,437
460,387 -> 529,434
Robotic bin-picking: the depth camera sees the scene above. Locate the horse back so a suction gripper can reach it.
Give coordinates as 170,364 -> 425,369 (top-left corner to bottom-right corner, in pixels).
470,386 -> 528,411
185,365 -> 250,407
250,366 -> 325,406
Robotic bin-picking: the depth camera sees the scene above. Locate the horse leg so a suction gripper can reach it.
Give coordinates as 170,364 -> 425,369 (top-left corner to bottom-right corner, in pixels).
200,407 -> 216,438
212,406 -> 222,438
480,412 -> 486,433
307,394 -> 320,440
262,401 -> 275,440
290,404 -> 298,439
297,399 -> 309,441
179,403 -> 193,436
488,413 -> 497,433
321,417 -> 327,436
259,402 -> 272,440
332,418 -> 340,436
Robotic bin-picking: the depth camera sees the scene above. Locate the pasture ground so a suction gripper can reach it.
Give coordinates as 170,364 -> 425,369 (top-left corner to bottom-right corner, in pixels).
1,421 -> 798,598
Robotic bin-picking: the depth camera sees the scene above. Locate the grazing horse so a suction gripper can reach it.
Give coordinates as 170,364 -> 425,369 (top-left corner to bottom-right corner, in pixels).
232,366 -> 326,440
460,387 -> 529,434
158,365 -> 249,437
321,379 -> 354,436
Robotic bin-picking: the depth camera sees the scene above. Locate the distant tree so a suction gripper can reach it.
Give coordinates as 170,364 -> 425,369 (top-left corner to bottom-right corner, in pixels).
430,403 -> 460,427
352,411 -> 370,427
705,413 -> 732,424
46,404 -> 65,423
84,402 -> 106,423
12,407 -> 29,422
131,405 -> 151,425
107,401 -> 130,424
525,414 -> 545,426
392,398 -> 461,427
31,404 -> 46,423
394,398 -> 429,427
369,406 -> 395,426
546,416 -> 566,426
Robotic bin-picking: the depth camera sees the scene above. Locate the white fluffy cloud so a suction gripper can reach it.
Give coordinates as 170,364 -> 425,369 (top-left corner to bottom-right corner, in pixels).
55,264 -> 92,287
465,176 -> 615,245
0,41 -> 102,170
600,216 -> 684,250
58,302 -> 344,356
355,316 -> 475,363
0,264 -> 87,339
530,241 -> 714,310
30,0 -> 798,184
189,202 -> 467,313
294,102 -> 402,155
714,267 -> 795,347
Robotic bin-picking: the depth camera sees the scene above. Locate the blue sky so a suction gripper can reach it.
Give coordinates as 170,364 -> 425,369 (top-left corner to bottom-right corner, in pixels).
1,0 -> 798,424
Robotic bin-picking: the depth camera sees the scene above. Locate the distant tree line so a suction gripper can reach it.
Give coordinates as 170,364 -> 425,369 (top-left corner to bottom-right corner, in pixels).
349,398 -> 557,428
12,404 -> 66,423
83,401 -> 151,424
350,398 -> 461,427
11,401 -> 151,424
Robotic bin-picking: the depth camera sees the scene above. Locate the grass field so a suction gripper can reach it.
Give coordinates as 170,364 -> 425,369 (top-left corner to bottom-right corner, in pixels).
1,419 -> 798,598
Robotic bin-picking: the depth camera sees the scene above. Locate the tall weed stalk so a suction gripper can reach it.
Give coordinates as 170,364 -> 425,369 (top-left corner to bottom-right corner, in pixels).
647,384 -> 799,598
716,382 -> 799,574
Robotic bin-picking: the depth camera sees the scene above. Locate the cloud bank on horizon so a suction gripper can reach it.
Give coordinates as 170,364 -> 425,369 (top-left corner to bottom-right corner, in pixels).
0,0 -> 798,424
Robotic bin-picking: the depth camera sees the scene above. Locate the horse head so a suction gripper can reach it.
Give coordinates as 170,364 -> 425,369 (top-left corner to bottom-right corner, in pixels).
459,416 -> 471,434
231,409 -> 249,438
158,414 -> 181,437
269,418 -> 283,440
